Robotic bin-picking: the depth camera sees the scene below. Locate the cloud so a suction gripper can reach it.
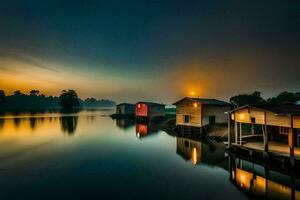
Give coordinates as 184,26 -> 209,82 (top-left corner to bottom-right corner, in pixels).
0,51 -> 59,73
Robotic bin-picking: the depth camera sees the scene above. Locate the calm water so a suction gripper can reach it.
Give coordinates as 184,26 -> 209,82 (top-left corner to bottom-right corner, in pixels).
0,111 -> 298,200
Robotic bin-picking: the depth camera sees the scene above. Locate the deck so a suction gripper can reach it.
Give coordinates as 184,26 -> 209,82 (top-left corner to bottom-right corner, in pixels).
231,141 -> 300,160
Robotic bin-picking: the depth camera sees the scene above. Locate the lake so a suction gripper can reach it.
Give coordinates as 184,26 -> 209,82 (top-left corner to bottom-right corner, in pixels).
0,110 -> 298,200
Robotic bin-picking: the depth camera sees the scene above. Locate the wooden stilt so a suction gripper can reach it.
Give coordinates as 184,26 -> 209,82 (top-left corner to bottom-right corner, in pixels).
263,125 -> 268,152
239,123 -> 242,145
228,114 -> 231,147
235,122 -> 238,144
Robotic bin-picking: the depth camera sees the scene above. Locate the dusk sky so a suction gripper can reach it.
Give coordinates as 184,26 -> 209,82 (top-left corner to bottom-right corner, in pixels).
0,0 -> 299,103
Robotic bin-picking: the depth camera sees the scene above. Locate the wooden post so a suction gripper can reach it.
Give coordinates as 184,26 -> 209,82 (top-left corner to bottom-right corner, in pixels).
235,122 -> 238,145
263,112 -> 269,153
263,125 -> 268,152
290,115 -> 295,167
239,123 -> 242,145
228,113 -> 231,147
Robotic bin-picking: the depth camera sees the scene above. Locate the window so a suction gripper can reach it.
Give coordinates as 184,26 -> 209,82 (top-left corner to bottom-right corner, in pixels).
209,116 -> 216,125
280,127 -> 290,134
184,115 -> 190,123
251,117 -> 256,123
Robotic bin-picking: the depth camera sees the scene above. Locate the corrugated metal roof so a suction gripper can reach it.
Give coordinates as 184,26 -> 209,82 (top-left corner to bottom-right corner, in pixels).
116,103 -> 134,106
228,103 -> 300,115
136,102 -> 165,106
173,97 -> 230,106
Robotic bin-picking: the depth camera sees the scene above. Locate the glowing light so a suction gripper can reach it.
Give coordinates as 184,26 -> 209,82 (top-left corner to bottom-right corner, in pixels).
193,102 -> 198,108
137,104 -> 141,108
191,147 -> 198,165
190,91 -> 195,96
240,113 -> 245,120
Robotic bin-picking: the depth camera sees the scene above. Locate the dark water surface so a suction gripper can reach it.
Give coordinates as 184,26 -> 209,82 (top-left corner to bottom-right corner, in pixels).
0,111 -> 297,200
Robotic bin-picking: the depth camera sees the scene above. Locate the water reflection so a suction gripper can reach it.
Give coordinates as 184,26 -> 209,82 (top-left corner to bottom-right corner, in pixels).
229,154 -> 300,199
60,116 -> 78,135
176,136 -> 227,168
177,137 -> 201,165
13,117 -> 21,128
0,118 -> 4,130
29,117 -> 37,130
135,122 -> 159,139
115,117 -> 135,130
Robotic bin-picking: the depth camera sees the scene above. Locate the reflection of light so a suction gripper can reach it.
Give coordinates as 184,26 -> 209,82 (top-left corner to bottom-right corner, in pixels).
137,133 -> 140,137
193,102 -> 198,108
192,147 -> 197,165
137,104 -> 141,108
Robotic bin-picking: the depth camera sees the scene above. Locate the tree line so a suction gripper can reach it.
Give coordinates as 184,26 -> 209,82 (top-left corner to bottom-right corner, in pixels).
0,89 -> 115,111
230,91 -> 300,107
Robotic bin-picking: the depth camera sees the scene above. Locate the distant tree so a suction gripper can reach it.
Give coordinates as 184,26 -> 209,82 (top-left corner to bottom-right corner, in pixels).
30,90 -> 40,96
13,90 -> 23,96
0,90 -> 5,105
59,90 -> 80,109
230,91 -> 266,107
267,91 -> 299,105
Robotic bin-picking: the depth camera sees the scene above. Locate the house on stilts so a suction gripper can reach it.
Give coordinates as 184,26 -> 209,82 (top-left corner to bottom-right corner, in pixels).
226,104 -> 300,165
173,97 -> 231,134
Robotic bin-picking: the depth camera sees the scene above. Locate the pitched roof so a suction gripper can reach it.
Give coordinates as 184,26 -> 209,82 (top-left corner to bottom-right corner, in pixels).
116,103 -> 134,106
228,103 -> 300,115
136,101 -> 165,106
173,97 -> 231,106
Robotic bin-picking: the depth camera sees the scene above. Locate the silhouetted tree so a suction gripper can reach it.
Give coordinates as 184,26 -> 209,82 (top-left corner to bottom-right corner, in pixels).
267,91 -> 299,105
30,90 -> 40,96
230,91 -> 266,107
0,90 -> 5,105
59,90 -> 80,109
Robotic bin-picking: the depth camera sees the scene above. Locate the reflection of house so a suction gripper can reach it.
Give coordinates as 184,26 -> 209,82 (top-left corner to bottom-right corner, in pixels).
229,155 -> 300,200
227,104 -> 300,163
135,102 -> 165,120
116,103 -> 135,115
135,123 -> 159,139
176,137 -> 227,167
173,97 -> 231,128
116,117 -> 134,130
176,137 -> 201,165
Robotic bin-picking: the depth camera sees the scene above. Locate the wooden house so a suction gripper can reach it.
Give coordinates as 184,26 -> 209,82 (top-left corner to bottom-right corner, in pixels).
116,103 -> 135,115
226,104 -> 300,164
173,97 -> 231,129
135,102 -> 165,120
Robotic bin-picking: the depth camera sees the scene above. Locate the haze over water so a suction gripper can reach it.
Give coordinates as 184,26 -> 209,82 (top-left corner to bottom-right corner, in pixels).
0,111 -> 299,199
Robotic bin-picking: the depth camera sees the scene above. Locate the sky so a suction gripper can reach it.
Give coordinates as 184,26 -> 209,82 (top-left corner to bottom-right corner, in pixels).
0,0 -> 299,104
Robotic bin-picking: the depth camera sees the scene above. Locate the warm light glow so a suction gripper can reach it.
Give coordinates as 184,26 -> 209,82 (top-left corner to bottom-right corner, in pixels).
240,113 -> 245,120
193,102 -> 198,108
137,104 -> 141,108
191,147 -> 198,165
231,114 -> 235,120
190,91 -> 195,96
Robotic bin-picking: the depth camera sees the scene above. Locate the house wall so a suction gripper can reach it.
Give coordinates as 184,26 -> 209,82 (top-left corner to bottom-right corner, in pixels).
176,99 -> 201,127
201,105 -> 231,126
293,116 -> 300,128
117,104 -> 135,115
234,107 -> 294,128
135,103 -> 148,117
266,112 -> 291,127
148,105 -> 165,118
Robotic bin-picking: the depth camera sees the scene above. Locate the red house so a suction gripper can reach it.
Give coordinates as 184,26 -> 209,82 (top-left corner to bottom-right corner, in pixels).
135,102 -> 165,120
